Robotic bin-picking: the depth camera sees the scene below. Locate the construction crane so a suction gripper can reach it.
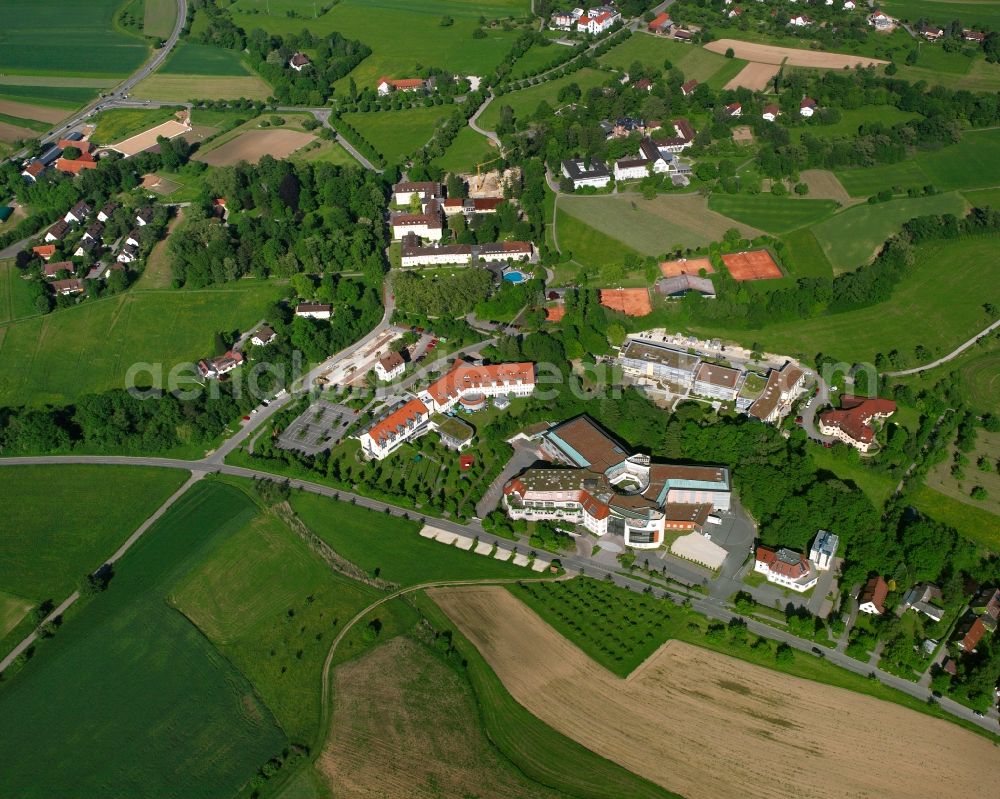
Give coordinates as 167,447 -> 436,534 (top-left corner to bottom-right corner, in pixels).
474,155 -> 503,192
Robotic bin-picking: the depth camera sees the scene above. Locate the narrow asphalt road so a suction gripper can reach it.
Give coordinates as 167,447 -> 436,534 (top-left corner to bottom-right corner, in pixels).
884,318 -> 1000,376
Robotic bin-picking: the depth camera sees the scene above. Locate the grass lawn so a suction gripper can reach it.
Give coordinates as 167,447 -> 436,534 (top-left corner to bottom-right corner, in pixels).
911,484 -> 1000,550
0,260 -> 40,324
690,234 -> 1000,364
836,160 -> 931,198
705,56 -> 750,89
294,137 -> 359,166
922,430 -> 1000,536
132,73 -> 273,102
290,492 -> 529,586
168,502 -> 388,744
0,590 -> 33,640
0,481 -> 286,799
90,107 -> 177,144
708,194 -> 840,235
880,0 -> 1000,32
896,56 -> 1000,92
961,186 -> 1000,208
231,0 -> 528,96
510,41 -> 573,79
556,206 -> 642,270
160,42 -> 255,76
432,125 -> 499,174
0,0 -> 147,79
791,105 -> 922,141
341,106 -> 456,165
779,227 -> 834,279
479,68 -> 610,131
144,0 -> 178,38
559,193 -> 761,262
957,347 -> 1000,415
598,33 -> 743,85
416,592 -> 678,799
808,446 -> 898,508
811,191 -> 969,273
0,281 -> 285,407
0,465 -> 188,606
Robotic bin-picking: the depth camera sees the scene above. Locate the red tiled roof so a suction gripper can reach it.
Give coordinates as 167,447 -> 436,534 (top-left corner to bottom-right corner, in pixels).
649,12 -> 671,30
960,617 -> 987,651
681,79 -> 698,94
756,546 -> 809,579
819,396 -> 896,444
32,244 -> 56,260
44,261 -> 74,278
380,77 -> 425,90
800,97 -> 817,108
763,104 -> 780,115
367,398 -> 428,447
859,575 -> 888,613
425,362 -> 534,407
23,161 -> 45,177
726,102 -> 741,112
56,158 -> 98,174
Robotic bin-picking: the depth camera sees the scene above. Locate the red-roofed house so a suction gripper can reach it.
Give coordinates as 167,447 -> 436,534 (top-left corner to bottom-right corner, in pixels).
359,398 -> 431,460
681,79 -> 698,96
420,362 -> 535,413
957,617 -> 987,652
51,278 -> 85,296
197,350 -> 244,379
648,12 -> 672,33
754,545 -> 818,592
289,52 -> 311,71
762,104 -> 781,121
819,396 -> 896,452
800,97 -> 818,117
21,161 -> 46,183
56,156 -> 98,175
858,575 -> 889,615
726,102 -> 742,117
577,8 -> 620,34
377,77 -> 428,96
32,244 -> 56,261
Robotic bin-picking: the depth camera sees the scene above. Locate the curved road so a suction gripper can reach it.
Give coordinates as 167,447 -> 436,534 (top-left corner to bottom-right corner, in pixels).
884,318 -> 1000,376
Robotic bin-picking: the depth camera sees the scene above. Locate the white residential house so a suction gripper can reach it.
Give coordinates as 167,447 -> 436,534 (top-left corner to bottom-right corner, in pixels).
375,351 -> 406,381
800,97 -> 818,117
809,530 -> 839,571
843,0 -> 856,8
392,181 -> 442,206
789,14 -> 813,27
125,231 -> 141,249
64,201 -> 91,225
754,546 -> 818,592
869,11 -> 894,29
858,576 -> 888,615
135,208 -> 153,227
116,243 -> 139,264
295,303 -> 333,320
250,326 -> 276,347
576,8 -> 620,35
762,104 -> 781,122
358,398 -> 431,460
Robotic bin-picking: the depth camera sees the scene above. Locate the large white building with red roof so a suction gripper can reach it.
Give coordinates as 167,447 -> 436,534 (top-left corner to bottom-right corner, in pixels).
503,416 -> 731,549
819,396 -> 896,452
754,546 -> 818,592
419,362 -> 535,413
359,398 -> 431,460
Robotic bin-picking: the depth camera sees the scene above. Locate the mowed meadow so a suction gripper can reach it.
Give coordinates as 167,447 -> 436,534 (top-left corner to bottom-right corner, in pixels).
133,42 -> 272,102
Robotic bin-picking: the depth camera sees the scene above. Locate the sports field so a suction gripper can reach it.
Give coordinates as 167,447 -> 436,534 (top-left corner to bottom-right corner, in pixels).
811,191 -> 969,273
0,481 -> 286,799
708,195 -> 840,234
231,0 -> 528,94
321,636 -> 564,798
478,68 -> 610,131
599,33 -> 747,86
290,492 -> 527,585
599,288 -> 652,316
0,281 -> 285,407
0,464 -> 187,606
433,585 -> 1000,799
432,125 -> 498,173
342,106 -> 456,164
721,250 -> 783,281
0,0 -> 147,79
660,257 -> 713,277
692,235 -> 1000,364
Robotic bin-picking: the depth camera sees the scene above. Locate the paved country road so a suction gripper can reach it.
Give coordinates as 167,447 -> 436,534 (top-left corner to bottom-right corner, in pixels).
884,318 -> 1000,376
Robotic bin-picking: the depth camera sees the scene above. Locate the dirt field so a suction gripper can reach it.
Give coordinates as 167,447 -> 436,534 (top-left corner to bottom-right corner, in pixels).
196,129 -> 315,167
319,636 -> 560,799
0,120 -> 36,144
599,288 -> 652,316
432,585 -> 1000,799
109,120 -> 192,157
732,125 -> 755,145
705,39 -> 889,68
721,250 -> 783,280
660,257 -> 715,277
724,62 -> 780,91
0,99 -> 67,124
545,304 -> 565,322
800,169 -> 854,205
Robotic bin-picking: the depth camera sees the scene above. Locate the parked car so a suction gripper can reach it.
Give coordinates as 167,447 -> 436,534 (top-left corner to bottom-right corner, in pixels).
973,710 -> 985,718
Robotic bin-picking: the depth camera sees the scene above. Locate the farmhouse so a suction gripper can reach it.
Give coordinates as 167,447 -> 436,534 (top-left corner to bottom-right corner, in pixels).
655,274 -> 715,299
359,398 -> 431,460
250,325 -> 276,347
295,303 -> 333,320
692,362 -> 744,402
44,220 -> 70,242
762,104 -> 781,122
51,278 -> 85,296
377,76 -> 428,96
919,24 -> 944,41
809,529 -> 839,571
55,155 -> 97,175
419,361 -> 535,413
818,396 -> 896,452
858,575 -> 889,615
562,158 -> 612,189
393,181 -> 443,205
964,29 -> 985,43
754,546 -> 818,592
746,362 -> 805,424
289,52 -> 311,71
197,351 -> 244,379
375,350 -> 405,381
503,415 -> 731,549
390,199 -> 444,241
902,583 -> 945,622
648,12 -> 672,33
800,97 -> 818,117
673,28 -> 693,41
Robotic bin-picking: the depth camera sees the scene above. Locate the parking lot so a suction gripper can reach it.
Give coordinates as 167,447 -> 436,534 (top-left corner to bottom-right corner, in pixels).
277,400 -> 359,455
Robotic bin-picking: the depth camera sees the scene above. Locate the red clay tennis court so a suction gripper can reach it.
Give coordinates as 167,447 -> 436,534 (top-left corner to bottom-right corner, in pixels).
545,304 -> 565,322
599,288 -> 652,317
659,257 -> 714,278
721,250 -> 783,281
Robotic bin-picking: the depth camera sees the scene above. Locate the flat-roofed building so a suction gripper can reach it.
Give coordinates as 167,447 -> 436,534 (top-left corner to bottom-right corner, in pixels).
809,529 -> 839,571
619,337 -> 700,387
561,158 -> 612,189
692,362 -> 743,401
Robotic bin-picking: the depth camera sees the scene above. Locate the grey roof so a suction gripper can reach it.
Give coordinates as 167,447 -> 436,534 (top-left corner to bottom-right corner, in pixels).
656,275 -> 715,296
562,158 -> 610,180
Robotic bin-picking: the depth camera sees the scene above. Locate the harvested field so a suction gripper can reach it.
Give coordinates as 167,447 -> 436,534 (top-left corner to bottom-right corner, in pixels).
545,304 -> 565,322
320,637 -> 561,799
721,250 -> 783,281
180,124 -> 217,145
660,257 -> 714,277
724,62 -> 779,91
705,39 -> 888,68
0,98 -> 67,124
432,585 -> 1000,799
196,129 -> 315,166
132,74 -> 272,102
109,120 -> 192,157
0,120 -> 36,144
599,288 -> 652,316
799,169 -> 853,205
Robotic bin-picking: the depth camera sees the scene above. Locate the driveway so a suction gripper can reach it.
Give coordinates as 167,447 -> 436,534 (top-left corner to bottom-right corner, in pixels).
475,441 -> 543,518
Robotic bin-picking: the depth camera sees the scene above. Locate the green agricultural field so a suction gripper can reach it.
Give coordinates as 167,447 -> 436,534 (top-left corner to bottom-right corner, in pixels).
0,260 -> 39,324
598,33 -> 743,85
880,0 -> 1000,31
90,107 -> 178,144
811,192 -> 968,273
0,84 -> 99,109
690,234 -> 1000,365
143,0 -> 178,38
911,484 -> 1000,550
792,105 -> 922,141
416,592 -> 679,799
433,126 -> 500,173
836,160 -> 931,198
0,281 -> 285,407
962,187 -> 1000,208
290,493 -> 528,586
896,56 -> 1000,92
0,590 -> 33,640
0,0 -> 148,79
341,106 -> 456,164
160,42 -> 255,76
231,0 -> 528,95
556,207 -> 643,271
0,465 -> 187,606
169,503 -> 388,744
0,481 -> 286,799
779,227 -> 834,280
510,41 -> 573,79
708,195 -> 840,235
479,68 -> 610,131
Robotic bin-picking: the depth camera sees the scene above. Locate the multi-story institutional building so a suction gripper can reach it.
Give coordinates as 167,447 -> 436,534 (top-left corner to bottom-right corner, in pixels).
419,362 -> 535,413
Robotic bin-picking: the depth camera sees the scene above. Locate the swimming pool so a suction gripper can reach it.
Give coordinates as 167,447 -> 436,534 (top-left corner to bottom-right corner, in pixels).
503,270 -> 525,283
